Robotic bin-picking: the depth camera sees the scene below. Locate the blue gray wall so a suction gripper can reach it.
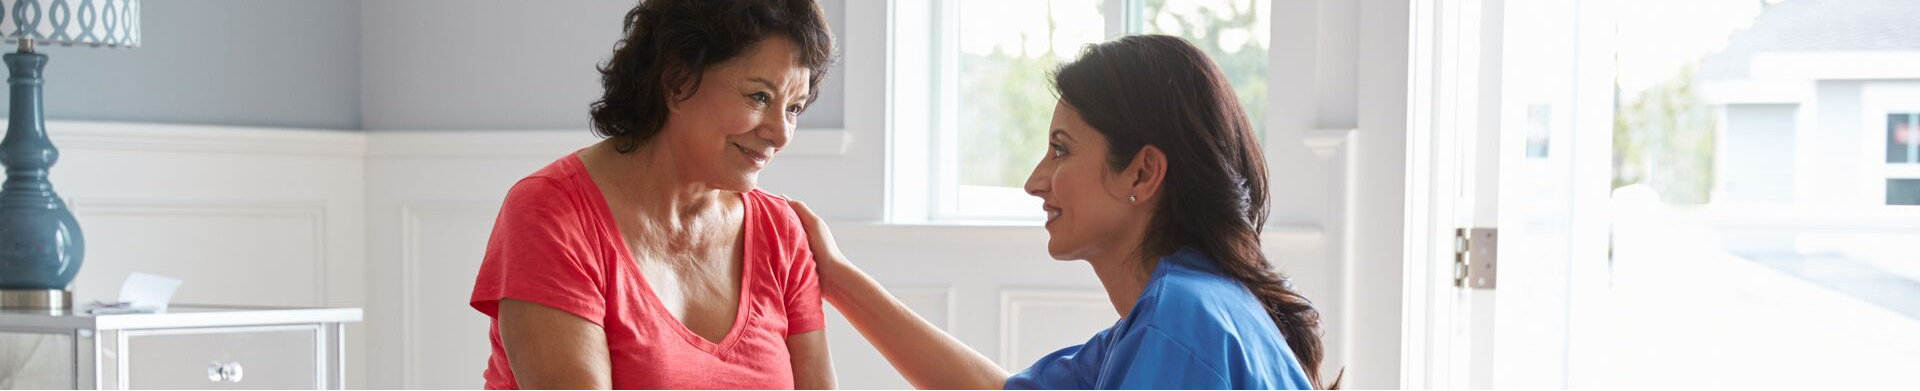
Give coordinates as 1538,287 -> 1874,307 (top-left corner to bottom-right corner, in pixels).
361,0 -> 846,131
7,0 -> 846,131
6,0 -> 362,130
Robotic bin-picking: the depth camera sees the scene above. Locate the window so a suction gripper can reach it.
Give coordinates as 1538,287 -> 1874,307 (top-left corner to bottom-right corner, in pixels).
1890,179 -> 1920,205
1888,113 -> 1920,205
895,0 -> 1270,221
1889,113 -> 1918,164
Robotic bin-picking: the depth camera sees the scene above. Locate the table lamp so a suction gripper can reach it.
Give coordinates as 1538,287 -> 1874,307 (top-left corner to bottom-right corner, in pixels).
0,0 -> 139,310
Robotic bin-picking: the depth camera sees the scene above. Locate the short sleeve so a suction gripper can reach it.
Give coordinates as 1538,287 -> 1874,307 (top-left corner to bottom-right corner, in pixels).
469,177 -> 609,325
1105,325 -> 1233,389
773,198 -> 825,335
1003,327 -> 1113,390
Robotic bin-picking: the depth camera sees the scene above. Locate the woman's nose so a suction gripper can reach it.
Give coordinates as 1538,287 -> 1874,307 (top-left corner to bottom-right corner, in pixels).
760,113 -> 793,150
1024,161 -> 1049,197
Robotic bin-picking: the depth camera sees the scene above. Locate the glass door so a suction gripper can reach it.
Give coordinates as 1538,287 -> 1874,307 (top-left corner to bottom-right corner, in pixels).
1465,0 -> 1920,388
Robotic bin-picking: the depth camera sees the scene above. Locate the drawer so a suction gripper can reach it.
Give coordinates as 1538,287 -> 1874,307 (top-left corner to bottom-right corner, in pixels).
123,325 -> 319,390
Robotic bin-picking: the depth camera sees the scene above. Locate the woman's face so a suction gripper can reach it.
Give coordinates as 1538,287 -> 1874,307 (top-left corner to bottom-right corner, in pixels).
1025,101 -> 1142,261
656,35 -> 812,191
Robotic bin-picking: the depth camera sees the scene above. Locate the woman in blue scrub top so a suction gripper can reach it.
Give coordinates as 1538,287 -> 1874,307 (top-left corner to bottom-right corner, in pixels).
789,35 -> 1335,389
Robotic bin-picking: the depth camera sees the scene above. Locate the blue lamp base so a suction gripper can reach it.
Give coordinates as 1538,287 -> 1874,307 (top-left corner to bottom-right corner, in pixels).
0,39 -> 85,310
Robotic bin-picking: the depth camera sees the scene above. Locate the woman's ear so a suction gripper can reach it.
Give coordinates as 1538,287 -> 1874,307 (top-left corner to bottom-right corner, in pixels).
1125,145 -> 1168,205
662,63 -> 698,114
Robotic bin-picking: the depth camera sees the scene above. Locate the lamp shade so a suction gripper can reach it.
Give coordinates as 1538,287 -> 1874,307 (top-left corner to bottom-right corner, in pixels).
0,0 -> 138,48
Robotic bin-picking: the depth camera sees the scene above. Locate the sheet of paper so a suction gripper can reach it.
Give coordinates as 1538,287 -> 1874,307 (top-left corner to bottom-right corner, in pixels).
118,272 -> 182,312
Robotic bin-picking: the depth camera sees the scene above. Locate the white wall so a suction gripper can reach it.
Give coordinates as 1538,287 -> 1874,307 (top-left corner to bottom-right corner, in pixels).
1721,104 -> 1798,203
1804,80 -> 1870,204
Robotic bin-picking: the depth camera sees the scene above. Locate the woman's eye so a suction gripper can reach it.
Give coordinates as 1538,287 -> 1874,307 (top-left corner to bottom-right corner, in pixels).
749,92 -> 772,105
1050,144 -> 1067,158
786,104 -> 804,115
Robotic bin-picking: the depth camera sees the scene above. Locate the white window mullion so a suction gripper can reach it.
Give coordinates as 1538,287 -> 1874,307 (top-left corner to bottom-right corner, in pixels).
1121,0 -> 1145,35
932,0 -> 964,220
1889,164 -> 1920,179
888,0 -> 937,223
1103,0 -> 1127,38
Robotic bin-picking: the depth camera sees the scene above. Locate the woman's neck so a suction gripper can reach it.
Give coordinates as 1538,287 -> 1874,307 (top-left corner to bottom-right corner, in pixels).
1085,223 -> 1160,317
593,140 -> 731,236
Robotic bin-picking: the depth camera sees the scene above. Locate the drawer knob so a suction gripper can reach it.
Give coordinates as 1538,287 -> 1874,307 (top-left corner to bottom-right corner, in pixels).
206,362 -> 245,382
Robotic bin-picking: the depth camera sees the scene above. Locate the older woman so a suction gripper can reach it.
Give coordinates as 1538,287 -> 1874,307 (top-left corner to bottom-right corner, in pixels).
467,0 -> 836,389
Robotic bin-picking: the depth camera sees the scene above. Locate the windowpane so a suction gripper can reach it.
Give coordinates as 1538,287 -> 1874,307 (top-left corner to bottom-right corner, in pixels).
1890,113 -> 1917,164
955,0 -> 1105,190
1145,0 -> 1270,137
1890,179 -> 1920,206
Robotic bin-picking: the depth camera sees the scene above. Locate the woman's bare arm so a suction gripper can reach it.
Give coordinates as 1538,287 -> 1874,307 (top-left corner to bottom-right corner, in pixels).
497,298 -> 612,389
788,200 -> 1010,390
787,330 -> 837,389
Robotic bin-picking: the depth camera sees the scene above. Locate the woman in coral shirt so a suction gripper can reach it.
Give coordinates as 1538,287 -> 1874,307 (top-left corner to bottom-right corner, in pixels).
468,0 -> 836,388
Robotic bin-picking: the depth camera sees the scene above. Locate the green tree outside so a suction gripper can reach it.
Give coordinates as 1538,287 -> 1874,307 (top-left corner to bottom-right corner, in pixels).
1612,66 -> 1716,204
957,0 -> 1270,188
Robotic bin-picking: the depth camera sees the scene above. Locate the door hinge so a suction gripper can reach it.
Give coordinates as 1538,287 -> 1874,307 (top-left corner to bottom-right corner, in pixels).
1453,228 -> 1498,289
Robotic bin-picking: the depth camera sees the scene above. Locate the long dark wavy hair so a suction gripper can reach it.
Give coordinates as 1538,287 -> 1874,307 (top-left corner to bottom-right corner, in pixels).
590,0 -> 835,153
1053,35 -> 1336,388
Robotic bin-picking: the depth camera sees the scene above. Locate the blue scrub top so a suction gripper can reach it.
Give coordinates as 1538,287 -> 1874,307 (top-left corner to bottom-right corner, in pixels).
1004,249 -> 1314,390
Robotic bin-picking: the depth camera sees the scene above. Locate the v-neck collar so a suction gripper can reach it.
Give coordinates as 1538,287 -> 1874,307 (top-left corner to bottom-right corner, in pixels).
571,153 -> 757,355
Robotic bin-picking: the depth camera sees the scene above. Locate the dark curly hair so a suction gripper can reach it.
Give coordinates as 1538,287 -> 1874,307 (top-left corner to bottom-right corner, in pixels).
590,0 -> 835,153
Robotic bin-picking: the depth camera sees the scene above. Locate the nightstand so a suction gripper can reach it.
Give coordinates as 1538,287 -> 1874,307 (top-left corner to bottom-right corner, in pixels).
0,305 -> 361,389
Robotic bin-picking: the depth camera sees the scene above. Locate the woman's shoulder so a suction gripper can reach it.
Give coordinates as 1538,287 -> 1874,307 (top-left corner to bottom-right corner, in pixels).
1123,251 -> 1308,388
1130,251 -> 1280,338
498,154 -> 599,224
743,189 -> 805,230
740,189 -> 814,266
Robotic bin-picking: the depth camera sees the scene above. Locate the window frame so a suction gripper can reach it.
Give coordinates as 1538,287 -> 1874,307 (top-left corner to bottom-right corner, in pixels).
889,0 -> 1271,223
1883,113 -> 1920,205
1861,84 -> 1920,207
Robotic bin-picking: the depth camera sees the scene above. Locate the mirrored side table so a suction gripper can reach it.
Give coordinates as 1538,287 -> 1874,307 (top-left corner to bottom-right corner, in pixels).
0,305 -> 362,389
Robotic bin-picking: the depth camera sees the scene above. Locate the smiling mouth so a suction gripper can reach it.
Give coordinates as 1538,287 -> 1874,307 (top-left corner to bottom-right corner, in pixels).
1042,204 -> 1061,225
735,143 -> 771,167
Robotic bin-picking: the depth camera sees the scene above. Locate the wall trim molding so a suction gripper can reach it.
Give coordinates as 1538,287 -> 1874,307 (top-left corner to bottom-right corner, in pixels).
42,120 -> 368,157
32,120 -> 853,160
829,222 -> 1325,252
366,128 -> 852,158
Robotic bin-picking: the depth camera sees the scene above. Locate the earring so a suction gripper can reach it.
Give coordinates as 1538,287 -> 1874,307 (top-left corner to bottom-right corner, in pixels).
1129,194 -> 1137,203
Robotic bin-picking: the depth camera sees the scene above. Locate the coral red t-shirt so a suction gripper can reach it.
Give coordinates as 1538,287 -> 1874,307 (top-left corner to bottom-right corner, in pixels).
469,154 -> 824,390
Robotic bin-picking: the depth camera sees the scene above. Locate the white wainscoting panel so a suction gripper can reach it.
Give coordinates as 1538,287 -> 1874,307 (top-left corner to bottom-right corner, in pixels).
823,286 -> 954,389
398,204 -> 501,390
65,200 -> 329,307
41,120 -> 371,389
998,290 -> 1117,371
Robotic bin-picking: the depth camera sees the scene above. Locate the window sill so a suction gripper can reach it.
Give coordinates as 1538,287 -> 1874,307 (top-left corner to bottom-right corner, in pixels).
821,220 -> 1326,248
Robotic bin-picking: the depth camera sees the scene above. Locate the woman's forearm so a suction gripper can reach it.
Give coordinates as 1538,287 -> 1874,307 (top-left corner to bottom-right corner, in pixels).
821,261 -> 1009,390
